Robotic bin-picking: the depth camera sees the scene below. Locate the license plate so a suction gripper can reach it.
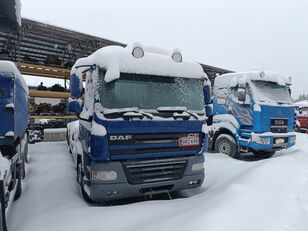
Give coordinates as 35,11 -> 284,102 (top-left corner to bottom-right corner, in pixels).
275,138 -> 285,144
178,135 -> 200,147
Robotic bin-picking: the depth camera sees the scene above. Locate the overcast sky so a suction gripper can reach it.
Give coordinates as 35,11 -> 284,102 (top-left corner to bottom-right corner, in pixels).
21,0 -> 308,98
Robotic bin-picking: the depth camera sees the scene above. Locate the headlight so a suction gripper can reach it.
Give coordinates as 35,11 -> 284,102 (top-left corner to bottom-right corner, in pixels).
290,136 -> 296,144
191,162 -> 204,172
91,170 -> 117,181
255,137 -> 270,145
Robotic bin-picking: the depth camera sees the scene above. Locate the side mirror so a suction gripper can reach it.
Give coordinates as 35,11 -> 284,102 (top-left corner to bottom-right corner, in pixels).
238,88 -> 246,102
70,73 -> 82,98
288,87 -> 291,96
68,99 -> 82,115
203,83 -> 211,105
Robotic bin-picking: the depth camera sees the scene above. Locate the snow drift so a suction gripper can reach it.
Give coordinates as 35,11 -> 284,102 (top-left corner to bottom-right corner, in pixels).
7,134 -> 308,231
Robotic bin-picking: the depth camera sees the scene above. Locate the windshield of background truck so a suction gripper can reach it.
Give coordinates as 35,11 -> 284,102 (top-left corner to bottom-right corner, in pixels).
251,80 -> 293,105
98,71 -> 204,111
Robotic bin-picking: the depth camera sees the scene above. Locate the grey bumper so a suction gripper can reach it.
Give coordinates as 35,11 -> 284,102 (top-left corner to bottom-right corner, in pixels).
86,154 -> 205,202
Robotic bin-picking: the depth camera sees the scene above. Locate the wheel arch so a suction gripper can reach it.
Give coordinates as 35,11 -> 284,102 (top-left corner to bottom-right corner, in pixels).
211,127 -> 237,151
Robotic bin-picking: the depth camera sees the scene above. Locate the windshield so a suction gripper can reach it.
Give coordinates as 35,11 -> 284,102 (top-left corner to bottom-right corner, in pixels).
98,71 -> 204,111
251,80 -> 293,105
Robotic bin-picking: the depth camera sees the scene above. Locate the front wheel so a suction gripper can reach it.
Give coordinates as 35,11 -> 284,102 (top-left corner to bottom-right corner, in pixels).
14,178 -> 22,201
215,134 -> 238,158
77,162 -> 93,204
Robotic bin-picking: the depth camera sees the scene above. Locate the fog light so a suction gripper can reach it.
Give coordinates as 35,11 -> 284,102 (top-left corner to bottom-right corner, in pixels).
290,136 -> 296,144
191,163 -> 204,172
189,180 -> 199,185
91,170 -> 117,181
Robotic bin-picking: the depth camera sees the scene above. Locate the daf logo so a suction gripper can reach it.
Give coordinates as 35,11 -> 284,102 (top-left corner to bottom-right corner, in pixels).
110,135 -> 132,141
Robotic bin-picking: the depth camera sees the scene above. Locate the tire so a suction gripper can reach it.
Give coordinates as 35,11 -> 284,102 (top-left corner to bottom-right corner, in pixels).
215,134 -> 238,158
253,150 -> 276,159
77,162 -> 93,204
24,139 -> 29,164
14,177 -> 22,201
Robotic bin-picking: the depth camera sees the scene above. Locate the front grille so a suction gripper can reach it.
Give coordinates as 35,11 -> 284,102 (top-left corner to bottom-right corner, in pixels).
270,126 -> 287,133
271,118 -> 288,126
271,118 -> 288,133
109,133 -> 201,156
122,158 -> 187,184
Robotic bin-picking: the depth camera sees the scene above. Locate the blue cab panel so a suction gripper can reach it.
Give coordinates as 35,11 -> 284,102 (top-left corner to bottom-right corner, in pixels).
0,61 -> 28,145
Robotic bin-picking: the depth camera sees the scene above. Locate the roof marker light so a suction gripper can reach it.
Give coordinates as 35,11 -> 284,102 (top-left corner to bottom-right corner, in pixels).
171,49 -> 182,63
132,46 -> 144,59
260,71 -> 265,78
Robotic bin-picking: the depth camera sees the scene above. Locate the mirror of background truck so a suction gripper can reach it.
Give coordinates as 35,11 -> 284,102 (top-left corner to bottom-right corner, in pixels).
70,74 -> 82,98
68,100 -> 82,115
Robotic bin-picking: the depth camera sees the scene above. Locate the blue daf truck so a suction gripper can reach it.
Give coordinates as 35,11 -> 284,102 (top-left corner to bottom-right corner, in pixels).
67,43 -> 212,202
210,71 -> 296,158
0,61 -> 28,231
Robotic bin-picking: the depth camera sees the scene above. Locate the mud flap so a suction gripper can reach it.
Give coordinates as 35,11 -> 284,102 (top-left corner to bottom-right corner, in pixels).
0,180 -> 7,231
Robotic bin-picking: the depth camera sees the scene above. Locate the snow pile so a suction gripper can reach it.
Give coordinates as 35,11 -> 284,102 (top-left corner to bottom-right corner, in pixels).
215,71 -> 291,88
71,44 -> 206,83
0,154 -> 10,180
8,134 -> 308,231
91,121 -> 107,136
295,100 -> 308,108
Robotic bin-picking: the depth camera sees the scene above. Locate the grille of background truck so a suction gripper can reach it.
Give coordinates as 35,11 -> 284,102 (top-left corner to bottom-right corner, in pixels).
270,118 -> 288,133
122,157 -> 188,184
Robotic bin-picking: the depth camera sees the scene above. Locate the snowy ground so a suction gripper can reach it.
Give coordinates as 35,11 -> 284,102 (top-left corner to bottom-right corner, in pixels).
7,133 -> 308,231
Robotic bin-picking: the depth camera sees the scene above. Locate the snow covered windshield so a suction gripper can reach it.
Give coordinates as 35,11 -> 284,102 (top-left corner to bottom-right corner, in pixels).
98,71 -> 204,111
251,81 -> 292,105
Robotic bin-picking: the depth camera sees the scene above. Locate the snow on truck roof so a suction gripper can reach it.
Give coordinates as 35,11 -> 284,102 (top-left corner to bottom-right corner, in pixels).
214,71 -> 292,89
0,60 -> 29,94
71,43 -> 206,82
294,100 -> 308,108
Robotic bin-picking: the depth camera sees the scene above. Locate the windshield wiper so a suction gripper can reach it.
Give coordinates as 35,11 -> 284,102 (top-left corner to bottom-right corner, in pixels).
277,101 -> 290,105
103,107 -> 153,119
156,106 -> 200,119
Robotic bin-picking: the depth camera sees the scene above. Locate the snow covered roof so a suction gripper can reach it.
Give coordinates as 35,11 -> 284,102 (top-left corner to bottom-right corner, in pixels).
71,43 -> 206,82
214,71 -> 292,89
294,100 -> 308,108
0,60 -> 29,94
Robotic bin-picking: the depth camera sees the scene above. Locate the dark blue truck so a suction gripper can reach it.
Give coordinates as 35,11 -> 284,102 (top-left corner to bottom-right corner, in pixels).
0,61 -> 28,231
209,71 -> 296,158
68,44 -> 212,202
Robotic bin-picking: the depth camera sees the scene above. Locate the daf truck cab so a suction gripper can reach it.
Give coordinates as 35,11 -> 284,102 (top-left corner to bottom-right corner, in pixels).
295,101 -> 308,134
68,43 -> 212,202
210,71 -> 296,158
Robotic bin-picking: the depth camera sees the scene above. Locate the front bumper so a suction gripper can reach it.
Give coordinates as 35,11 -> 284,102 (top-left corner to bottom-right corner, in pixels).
85,154 -> 205,202
240,132 -> 296,151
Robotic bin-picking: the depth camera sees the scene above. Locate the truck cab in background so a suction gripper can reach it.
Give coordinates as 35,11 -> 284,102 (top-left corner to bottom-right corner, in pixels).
0,61 -> 28,231
68,43 -> 212,202
209,71 -> 296,159
295,101 -> 308,134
